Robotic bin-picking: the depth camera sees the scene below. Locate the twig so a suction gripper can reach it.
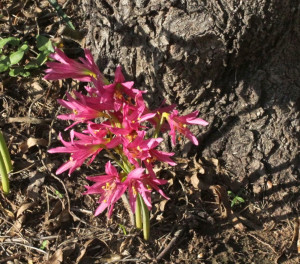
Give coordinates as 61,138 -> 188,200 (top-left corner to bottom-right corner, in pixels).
247,233 -> 277,254
70,207 -> 93,215
7,117 -> 52,124
9,163 -> 35,175
27,94 -> 44,119
156,227 -> 185,261
0,241 -> 47,255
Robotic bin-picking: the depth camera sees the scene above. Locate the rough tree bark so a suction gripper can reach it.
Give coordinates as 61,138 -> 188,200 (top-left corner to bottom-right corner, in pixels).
81,0 -> 299,213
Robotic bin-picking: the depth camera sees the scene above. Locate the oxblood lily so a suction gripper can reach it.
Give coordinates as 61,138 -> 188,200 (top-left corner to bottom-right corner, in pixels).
48,130 -> 120,175
84,162 -> 127,217
124,168 -> 169,212
102,66 -> 144,110
57,92 -> 113,128
109,102 -> 156,137
167,110 -> 208,145
122,131 -> 176,167
45,48 -> 105,82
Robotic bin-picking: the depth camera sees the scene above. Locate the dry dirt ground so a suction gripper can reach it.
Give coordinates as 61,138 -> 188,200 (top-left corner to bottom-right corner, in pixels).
0,1 -> 299,263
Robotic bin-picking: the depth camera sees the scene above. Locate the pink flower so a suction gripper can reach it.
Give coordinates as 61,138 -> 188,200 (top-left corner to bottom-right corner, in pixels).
122,131 -> 176,167
108,100 -> 155,137
167,110 -> 208,145
57,91 -> 113,128
45,48 -> 105,82
84,162 -> 127,217
101,66 -> 145,111
124,169 -> 169,212
48,129 -> 121,175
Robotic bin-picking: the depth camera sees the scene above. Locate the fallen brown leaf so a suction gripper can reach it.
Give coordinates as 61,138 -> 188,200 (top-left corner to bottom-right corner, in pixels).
45,248 -> 63,264
16,202 -> 36,218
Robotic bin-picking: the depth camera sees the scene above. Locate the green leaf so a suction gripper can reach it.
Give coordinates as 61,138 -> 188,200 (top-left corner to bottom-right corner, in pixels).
118,224 -> 127,235
40,240 -> 49,250
0,37 -> 20,50
36,35 -> 54,53
9,43 -> 29,65
24,61 -> 39,70
55,190 -> 64,198
9,67 -> 30,77
227,191 -> 234,197
36,52 -> 49,65
236,197 -> 245,203
0,55 -> 10,72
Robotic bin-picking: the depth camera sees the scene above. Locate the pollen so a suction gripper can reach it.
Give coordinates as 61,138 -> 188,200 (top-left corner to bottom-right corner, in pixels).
89,72 -> 97,79
132,186 -> 137,196
115,89 -> 123,100
73,109 -> 78,115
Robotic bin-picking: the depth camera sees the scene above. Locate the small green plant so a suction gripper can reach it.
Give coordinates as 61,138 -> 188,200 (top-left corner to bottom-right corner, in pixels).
55,190 -> 64,199
118,224 -> 127,235
0,35 -> 54,77
40,240 -> 49,250
228,190 -> 245,207
0,131 -> 13,194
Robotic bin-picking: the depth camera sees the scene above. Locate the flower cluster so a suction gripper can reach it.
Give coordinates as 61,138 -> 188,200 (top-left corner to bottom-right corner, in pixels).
46,48 -> 208,222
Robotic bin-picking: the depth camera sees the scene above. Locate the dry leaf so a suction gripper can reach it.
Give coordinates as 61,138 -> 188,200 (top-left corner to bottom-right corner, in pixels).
76,239 -> 108,264
16,202 -> 36,218
191,173 -> 200,189
0,201 -> 14,219
119,237 -> 132,254
100,254 -> 122,263
59,209 -> 71,223
49,200 -> 63,219
27,138 -> 48,148
10,215 -> 26,235
228,213 -> 246,232
31,82 -> 43,92
159,200 -> 169,211
45,248 -> 63,264
27,172 -> 45,199
19,138 -> 48,153
209,185 -> 231,219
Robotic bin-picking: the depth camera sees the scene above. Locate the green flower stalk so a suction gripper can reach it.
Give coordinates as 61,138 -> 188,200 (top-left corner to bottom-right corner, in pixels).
138,194 -> 150,241
0,131 -> 12,194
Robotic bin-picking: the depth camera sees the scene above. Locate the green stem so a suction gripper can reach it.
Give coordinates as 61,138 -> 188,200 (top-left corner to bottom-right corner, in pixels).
48,0 -> 75,30
0,131 -> 12,173
0,153 -> 10,194
135,195 -> 142,229
138,194 -> 150,240
0,131 -> 12,195
105,148 -> 128,173
153,112 -> 168,138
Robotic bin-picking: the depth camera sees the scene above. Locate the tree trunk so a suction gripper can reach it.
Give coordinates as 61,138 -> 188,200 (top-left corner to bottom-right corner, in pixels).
82,0 -> 299,198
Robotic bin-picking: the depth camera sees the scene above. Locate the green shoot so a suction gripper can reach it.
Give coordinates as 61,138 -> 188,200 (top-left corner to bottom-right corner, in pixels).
0,131 -> 13,194
228,190 -> 245,207
55,190 -> 64,199
118,224 -> 127,235
40,240 -> 49,250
